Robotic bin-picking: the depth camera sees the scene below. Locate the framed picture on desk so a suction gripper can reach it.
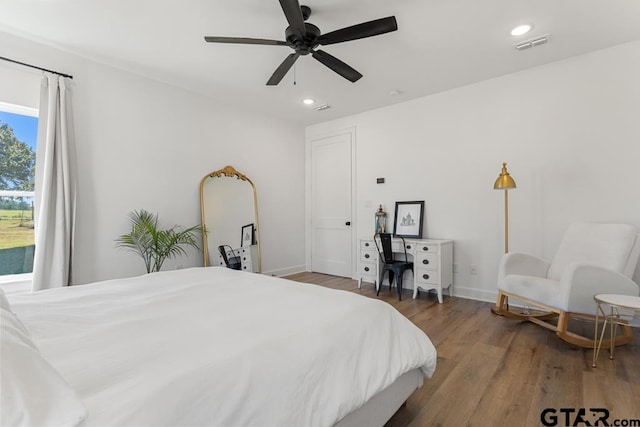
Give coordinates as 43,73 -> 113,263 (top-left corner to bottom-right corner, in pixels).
393,201 -> 424,238
241,223 -> 255,247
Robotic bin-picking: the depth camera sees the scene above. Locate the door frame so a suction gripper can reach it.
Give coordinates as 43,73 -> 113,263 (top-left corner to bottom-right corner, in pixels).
305,126 -> 357,278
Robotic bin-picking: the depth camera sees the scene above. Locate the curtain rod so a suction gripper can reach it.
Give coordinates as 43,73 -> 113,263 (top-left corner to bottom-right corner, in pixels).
0,55 -> 73,79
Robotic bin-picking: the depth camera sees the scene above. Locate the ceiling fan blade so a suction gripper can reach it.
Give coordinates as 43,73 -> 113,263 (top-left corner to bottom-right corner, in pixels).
266,53 -> 301,86
204,36 -> 288,46
318,16 -> 397,46
278,0 -> 307,38
312,50 -> 362,83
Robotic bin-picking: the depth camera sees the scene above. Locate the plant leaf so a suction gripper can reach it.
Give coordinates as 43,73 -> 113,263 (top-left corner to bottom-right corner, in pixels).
115,209 -> 202,273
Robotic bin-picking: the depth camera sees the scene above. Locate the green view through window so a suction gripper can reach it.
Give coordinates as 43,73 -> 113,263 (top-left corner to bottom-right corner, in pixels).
0,104 -> 38,276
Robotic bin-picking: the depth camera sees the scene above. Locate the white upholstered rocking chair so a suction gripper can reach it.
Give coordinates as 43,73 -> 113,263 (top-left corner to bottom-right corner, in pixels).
493,222 -> 640,347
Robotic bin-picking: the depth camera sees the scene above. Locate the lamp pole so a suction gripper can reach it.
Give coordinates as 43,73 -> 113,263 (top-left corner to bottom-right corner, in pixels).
494,162 -> 516,254
503,189 -> 509,253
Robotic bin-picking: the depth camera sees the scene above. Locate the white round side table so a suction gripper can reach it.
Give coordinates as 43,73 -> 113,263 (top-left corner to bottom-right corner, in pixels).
592,293 -> 640,368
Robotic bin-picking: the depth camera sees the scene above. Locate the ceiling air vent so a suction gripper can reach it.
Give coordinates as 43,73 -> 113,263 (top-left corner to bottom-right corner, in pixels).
515,34 -> 550,51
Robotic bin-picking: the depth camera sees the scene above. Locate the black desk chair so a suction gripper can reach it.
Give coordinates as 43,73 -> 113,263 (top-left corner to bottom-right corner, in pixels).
374,233 -> 414,301
218,245 -> 241,270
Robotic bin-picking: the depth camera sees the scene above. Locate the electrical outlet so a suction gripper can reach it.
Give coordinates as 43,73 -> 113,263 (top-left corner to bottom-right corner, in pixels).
470,264 -> 478,275
453,263 -> 459,273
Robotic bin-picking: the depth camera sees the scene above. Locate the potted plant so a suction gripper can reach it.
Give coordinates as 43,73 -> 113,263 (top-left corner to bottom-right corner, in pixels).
116,209 -> 202,273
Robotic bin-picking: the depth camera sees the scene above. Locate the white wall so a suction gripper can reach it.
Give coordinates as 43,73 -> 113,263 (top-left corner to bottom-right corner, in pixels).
1,30 -> 306,283
307,40 -> 640,302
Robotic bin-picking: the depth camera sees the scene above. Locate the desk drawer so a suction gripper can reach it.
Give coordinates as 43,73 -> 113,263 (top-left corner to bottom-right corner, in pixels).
359,262 -> 376,277
391,241 -> 414,252
416,269 -> 440,284
416,252 -> 437,270
360,240 -> 375,250
416,243 -> 438,253
360,250 -> 377,262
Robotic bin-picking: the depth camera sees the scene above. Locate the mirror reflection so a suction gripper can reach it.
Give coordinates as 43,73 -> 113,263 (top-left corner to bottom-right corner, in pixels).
200,166 -> 261,272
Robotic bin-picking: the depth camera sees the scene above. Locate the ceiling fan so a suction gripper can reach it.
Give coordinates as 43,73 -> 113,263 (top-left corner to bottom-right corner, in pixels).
204,0 -> 397,85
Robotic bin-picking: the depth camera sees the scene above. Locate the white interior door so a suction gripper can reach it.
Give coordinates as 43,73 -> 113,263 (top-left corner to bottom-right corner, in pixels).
310,132 -> 353,277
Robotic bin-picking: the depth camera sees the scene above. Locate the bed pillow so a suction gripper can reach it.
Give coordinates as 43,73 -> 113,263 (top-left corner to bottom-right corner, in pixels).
0,309 -> 88,427
0,288 -> 11,311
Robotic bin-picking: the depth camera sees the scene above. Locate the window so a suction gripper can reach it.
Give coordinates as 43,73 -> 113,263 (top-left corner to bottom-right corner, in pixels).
0,102 -> 38,278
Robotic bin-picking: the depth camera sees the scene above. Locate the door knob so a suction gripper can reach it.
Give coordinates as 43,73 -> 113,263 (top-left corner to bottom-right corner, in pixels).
345,221 -> 351,226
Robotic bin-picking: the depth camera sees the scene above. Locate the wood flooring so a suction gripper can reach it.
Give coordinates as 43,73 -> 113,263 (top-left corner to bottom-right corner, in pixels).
284,272 -> 640,427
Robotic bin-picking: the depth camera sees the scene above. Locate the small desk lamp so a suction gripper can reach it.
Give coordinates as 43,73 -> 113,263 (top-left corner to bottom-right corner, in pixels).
494,162 -> 516,253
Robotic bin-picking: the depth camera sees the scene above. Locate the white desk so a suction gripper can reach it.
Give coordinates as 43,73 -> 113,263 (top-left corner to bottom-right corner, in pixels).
357,237 -> 453,303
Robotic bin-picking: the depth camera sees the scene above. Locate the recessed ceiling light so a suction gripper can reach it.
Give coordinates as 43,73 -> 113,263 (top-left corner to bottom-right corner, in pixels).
511,24 -> 533,36
302,98 -> 315,105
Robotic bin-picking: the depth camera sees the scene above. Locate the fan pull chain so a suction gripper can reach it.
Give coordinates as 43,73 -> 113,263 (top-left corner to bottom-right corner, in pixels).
293,63 -> 297,85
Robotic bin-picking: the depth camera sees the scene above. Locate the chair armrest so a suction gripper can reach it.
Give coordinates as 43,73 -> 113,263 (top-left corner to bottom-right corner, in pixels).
561,263 -> 640,315
498,253 -> 550,281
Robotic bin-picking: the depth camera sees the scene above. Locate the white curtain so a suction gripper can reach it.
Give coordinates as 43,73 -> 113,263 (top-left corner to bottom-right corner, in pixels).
32,73 -> 77,291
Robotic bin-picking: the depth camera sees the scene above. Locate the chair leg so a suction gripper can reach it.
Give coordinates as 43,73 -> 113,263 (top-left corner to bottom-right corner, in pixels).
556,312 -> 634,348
491,291 -> 509,316
397,273 -> 403,301
493,291 -> 635,349
377,271 -> 385,296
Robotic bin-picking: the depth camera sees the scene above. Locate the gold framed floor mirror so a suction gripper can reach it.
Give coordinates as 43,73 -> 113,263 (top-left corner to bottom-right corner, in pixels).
200,165 -> 261,272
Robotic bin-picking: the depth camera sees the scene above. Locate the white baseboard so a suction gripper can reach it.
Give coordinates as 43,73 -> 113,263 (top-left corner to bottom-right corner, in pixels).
274,270 -> 503,306
451,286 -> 498,303
264,265 -> 307,277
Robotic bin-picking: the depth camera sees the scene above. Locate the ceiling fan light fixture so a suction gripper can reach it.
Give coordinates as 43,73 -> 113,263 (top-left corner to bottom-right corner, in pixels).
302,98 -> 315,105
510,24 -> 533,36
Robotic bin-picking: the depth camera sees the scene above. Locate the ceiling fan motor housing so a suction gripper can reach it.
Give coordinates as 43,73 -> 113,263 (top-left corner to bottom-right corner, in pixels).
285,23 -> 320,55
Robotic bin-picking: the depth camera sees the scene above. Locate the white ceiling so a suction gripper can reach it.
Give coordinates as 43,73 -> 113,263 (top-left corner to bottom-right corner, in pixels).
1,0 -> 639,125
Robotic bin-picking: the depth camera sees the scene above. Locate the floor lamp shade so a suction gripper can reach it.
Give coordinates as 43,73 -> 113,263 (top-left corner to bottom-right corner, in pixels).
494,162 -> 516,190
494,162 -> 516,253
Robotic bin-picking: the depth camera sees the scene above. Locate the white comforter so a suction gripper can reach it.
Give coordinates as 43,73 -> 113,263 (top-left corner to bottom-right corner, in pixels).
9,267 -> 437,427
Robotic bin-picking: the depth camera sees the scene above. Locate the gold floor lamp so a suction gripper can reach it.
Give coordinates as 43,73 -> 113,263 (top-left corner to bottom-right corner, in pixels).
494,162 -> 516,253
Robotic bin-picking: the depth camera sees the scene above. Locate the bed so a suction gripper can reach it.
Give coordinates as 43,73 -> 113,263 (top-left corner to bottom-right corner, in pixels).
1,267 -> 437,427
